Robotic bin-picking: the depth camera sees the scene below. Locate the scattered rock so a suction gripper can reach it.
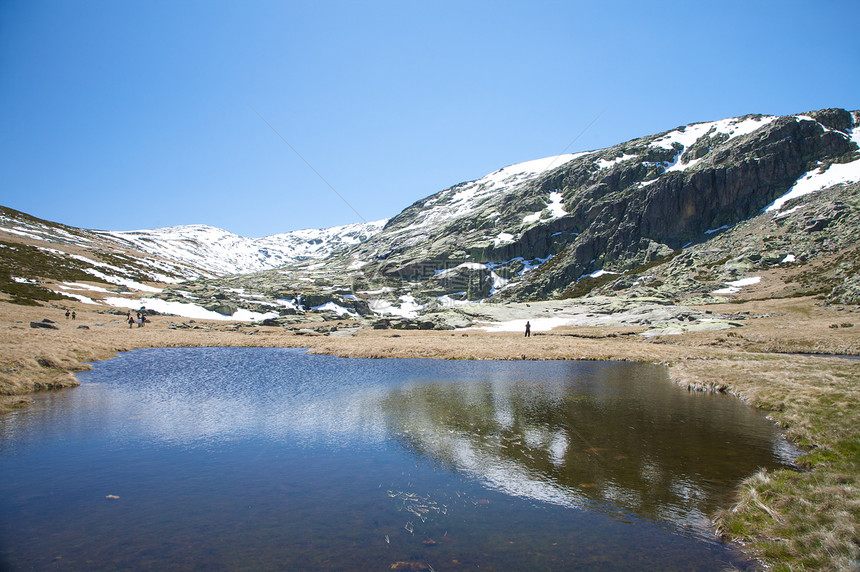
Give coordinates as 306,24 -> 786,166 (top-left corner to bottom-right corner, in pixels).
204,302 -> 237,316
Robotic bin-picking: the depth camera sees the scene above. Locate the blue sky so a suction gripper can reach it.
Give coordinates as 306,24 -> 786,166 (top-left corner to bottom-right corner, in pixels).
2,1 -> 858,237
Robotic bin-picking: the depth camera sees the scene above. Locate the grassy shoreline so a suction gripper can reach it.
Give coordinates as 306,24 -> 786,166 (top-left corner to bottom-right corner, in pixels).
1,298 -> 858,569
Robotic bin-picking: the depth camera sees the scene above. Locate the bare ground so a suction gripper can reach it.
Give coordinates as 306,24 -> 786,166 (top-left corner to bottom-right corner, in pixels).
1,296 -> 858,569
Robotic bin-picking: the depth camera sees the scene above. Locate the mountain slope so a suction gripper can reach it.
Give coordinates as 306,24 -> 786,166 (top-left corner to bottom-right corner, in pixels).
307,108 -> 860,306
0,206 -> 385,320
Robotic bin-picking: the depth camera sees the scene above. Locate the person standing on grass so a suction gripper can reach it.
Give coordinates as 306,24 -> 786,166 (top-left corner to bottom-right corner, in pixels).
525,321 -> 531,337
128,315 -> 135,329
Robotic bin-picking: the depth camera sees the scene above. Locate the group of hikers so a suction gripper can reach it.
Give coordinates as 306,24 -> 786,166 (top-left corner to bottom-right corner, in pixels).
64,309 -> 75,320
127,310 -> 146,328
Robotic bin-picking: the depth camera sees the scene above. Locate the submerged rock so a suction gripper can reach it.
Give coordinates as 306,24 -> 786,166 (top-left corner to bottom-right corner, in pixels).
390,562 -> 432,571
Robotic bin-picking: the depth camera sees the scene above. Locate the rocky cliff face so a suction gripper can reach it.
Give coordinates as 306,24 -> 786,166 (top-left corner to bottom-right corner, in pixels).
513,109 -> 858,299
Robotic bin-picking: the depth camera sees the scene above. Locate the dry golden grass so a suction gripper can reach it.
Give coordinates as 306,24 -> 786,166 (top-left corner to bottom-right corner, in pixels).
1,295 -> 858,569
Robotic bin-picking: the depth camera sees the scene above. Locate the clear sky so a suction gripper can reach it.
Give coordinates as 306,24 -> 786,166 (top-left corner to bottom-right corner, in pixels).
2,1 -> 858,238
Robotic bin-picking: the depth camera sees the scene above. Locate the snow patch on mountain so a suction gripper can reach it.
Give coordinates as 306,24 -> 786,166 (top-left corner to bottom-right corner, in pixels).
765,122 -> 860,212
653,115 -> 779,175
494,232 -> 516,247
712,276 -> 761,295
652,115 -> 777,152
595,153 -> 638,169
81,268 -> 162,292
484,154 -> 591,185
369,294 -> 423,318
391,153 -> 590,237
311,301 -> 359,317
522,191 -> 567,225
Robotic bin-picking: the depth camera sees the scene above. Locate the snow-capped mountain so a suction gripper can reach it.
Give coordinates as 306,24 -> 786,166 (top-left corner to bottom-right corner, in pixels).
99,219 -> 388,275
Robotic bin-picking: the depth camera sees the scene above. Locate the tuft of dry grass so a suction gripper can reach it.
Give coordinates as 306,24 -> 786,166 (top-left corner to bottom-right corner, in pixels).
715,467 -> 860,571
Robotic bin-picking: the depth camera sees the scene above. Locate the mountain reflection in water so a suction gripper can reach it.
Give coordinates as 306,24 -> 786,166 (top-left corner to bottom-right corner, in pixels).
380,362 -> 797,537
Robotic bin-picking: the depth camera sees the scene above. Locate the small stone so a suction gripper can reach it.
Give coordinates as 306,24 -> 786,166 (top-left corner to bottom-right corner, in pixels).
390,562 -> 431,571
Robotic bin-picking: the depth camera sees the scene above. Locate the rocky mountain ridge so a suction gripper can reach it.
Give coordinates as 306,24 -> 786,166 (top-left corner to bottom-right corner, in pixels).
2,107 -> 858,330
248,107 -> 858,319
317,109 -> 858,302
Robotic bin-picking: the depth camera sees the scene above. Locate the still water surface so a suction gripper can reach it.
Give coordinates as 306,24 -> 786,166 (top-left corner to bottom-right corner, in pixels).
0,347 -> 797,570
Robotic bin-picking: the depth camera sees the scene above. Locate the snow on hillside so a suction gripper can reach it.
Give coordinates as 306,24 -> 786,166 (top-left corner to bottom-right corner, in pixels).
103,295 -> 279,322
393,153 -> 592,238
100,219 -> 387,276
522,191 -> 567,226
0,208 -> 209,281
766,119 -> 860,212
652,115 -> 778,174
651,115 -> 778,152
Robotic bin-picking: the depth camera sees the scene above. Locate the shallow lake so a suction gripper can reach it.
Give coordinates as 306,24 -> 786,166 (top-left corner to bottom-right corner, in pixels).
0,347 -> 798,571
